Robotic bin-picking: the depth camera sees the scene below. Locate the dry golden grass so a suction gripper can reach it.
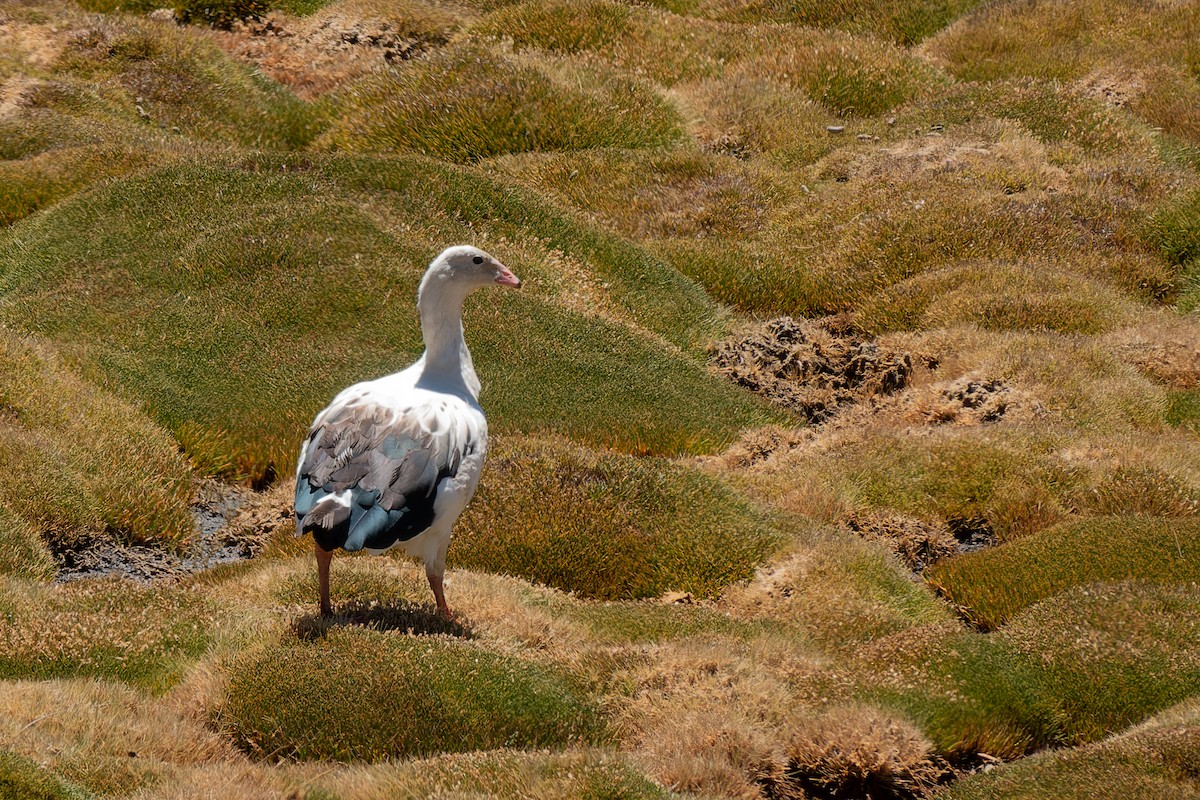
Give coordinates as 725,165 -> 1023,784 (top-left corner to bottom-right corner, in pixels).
0,678 -> 240,796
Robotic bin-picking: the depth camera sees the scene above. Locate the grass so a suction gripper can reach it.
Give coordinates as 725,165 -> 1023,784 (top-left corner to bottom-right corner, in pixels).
0,331 -> 194,554
222,627 -> 602,761
926,517 -> 1200,630
859,581 -> 1200,759
305,749 -> 670,800
451,436 -> 786,600
4,0 -> 1200,795
639,0 -> 987,45
46,14 -> 322,150
0,155 -> 779,482
940,699 -> 1200,800
0,579 -> 217,691
0,751 -> 88,800
322,44 -> 683,162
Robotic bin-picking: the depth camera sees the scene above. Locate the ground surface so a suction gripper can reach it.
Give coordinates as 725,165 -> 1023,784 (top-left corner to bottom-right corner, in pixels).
1,0 -> 1200,797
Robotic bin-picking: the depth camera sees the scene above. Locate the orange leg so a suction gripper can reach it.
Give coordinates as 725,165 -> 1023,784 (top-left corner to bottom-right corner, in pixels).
427,570 -> 454,620
315,542 -> 333,617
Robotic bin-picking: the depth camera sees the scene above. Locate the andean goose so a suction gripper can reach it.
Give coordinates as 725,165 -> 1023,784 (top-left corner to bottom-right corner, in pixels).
294,245 -> 520,618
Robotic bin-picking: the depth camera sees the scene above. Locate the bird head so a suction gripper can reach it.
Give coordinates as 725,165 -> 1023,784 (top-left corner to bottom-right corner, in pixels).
424,245 -> 521,295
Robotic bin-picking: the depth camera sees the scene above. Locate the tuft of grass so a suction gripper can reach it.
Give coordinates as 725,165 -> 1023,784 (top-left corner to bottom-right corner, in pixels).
222,628 -> 602,761
0,579 -> 217,691
322,44 -> 683,162
925,0 -> 1200,85
940,699 -> 1200,800
1166,389 -> 1200,433
0,332 -> 194,553
743,27 -> 944,118
855,261 -> 1131,336
639,0 -> 987,45
1001,582 -> 1200,744
44,15 -> 322,150
926,517 -> 1200,630
452,437 -> 786,600
305,749 -> 669,800
783,704 -> 951,798
1148,187 -> 1200,270
0,751 -> 88,800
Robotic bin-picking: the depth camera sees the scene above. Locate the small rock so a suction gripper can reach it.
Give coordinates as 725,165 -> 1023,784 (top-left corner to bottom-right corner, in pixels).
826,125 -> 845,134
886,116 -> 896,126
856,133 -> 872,141
148,8 -> 176,23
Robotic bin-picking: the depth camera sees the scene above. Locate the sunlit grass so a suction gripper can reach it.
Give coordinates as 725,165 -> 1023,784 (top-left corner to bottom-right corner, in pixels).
926,517 -> 1200,630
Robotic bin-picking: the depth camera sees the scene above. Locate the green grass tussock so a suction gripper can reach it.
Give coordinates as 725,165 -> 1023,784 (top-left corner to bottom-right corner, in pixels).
223,628 -> 602,761
861,583 -> 1200,759
855,260 -> 1131,336
639,0 -> 986,45
1002,583 -> 1200,744
941,699 -> 1200,800
452,436 -> 785,599
926,0 -> 1200,85
323,44 -> 683,162
0,156 -> 777,480
745,27 -> 944,118
174,0 -> 270,29
0,750 -> 89,800
927,517 -> 1200,630
1148,186 -> 1200,271
0,332 -> 194,552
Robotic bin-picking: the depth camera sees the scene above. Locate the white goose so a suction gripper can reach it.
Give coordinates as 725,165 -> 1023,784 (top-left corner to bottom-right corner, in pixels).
294,246 -> 520,618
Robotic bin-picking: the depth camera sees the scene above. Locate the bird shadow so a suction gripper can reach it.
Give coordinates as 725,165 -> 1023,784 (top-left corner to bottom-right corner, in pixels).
292,599 -> 473,641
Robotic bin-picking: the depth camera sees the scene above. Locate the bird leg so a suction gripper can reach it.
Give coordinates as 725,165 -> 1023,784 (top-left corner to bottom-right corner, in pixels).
426,569 -> 454,620
315,542 -> 333,617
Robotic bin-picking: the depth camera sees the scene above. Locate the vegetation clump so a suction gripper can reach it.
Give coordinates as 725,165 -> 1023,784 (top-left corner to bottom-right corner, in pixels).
223,629 -> 601,761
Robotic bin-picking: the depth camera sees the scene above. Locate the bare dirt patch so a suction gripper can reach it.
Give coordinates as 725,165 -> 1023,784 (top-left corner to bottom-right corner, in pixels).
915,377 -> 1015,425
0,17 -> 67,69
202,8 -> 455,98
52,482 -> 278,582
843,511 -> 959,573
710,316 -> 913,424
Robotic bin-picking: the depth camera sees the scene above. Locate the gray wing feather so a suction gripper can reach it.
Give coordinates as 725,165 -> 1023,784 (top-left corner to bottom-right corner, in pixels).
295,396 -> 469,552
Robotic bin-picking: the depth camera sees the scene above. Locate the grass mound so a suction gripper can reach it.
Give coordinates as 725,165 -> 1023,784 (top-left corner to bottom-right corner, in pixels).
0,156 -> 778,481
0,579 -> 215,691
452,437 -> 785,599
1003,582 -> 1200,743
223,628 -> 601,761
861,582 -> 1200,759
641,0 -> 986,45
941,699 -> 1200,800
0,751 -> 86,800
925,0 -> 1200,84
307,749 -> 669,799
926,517 -> 1200,630
47,15 -> 320,150
855,261 -> 1132,336
0,332 -> 194,557
322,44 -> 682,162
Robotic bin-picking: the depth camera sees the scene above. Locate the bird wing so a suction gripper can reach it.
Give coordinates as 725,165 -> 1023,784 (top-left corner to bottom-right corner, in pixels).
294,391 -> 483,553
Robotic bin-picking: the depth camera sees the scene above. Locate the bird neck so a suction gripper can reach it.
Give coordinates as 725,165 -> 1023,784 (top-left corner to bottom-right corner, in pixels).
416,282 -> 480,398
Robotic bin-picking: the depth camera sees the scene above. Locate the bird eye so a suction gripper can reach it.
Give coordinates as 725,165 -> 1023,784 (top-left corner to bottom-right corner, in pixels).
472,255 -> 484,264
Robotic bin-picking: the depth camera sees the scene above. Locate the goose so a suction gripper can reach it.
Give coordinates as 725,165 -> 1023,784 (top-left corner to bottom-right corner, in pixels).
294,245 -> 521,618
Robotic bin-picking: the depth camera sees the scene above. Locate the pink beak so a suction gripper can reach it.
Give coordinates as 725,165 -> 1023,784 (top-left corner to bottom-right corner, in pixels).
495,266 -> 521,288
